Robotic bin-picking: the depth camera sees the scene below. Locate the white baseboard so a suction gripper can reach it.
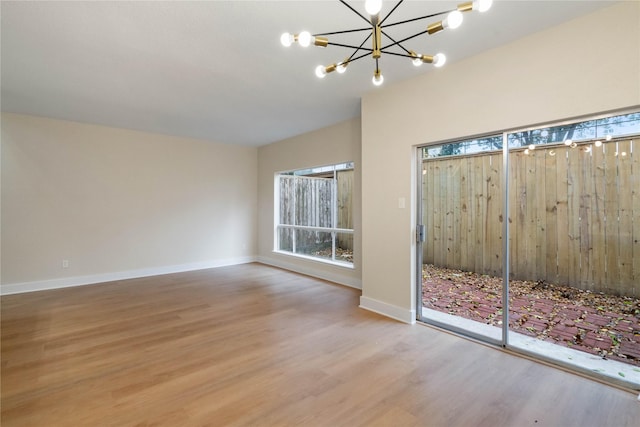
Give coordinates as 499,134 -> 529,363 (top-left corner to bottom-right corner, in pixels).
359,295 -> 416,324
0,257 -> 256,295
256,255 -> 361,290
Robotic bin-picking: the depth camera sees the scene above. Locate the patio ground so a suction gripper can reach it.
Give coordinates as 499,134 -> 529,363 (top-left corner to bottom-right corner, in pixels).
422,265 -> 640,367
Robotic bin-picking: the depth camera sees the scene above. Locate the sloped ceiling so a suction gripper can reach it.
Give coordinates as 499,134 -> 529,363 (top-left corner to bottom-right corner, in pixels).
1,1 -> 616,146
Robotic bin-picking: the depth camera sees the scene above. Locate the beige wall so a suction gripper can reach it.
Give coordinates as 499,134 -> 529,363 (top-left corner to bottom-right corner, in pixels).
257,118 -> 362,288
1,113 -> 257,290
3,3 -> 638,307
360,2 -> 640,320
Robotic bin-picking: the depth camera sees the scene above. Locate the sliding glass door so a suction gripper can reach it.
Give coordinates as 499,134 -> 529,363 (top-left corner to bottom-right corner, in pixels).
417,111 -> 640,389
418,136 -> 505,344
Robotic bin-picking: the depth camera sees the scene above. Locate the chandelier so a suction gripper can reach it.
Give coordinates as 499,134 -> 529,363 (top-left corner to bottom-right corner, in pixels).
280,0 -> 493,86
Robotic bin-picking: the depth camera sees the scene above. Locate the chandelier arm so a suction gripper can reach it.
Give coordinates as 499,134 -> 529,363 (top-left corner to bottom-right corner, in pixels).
381,10 -> 452,29
313,27 -> 373,37
378,50 -> 415,59
378,0 -> 404,26
327,41 -> 374,51
381,29 -> 429,50
380,30 -> 411,55
339,0 -> 374,26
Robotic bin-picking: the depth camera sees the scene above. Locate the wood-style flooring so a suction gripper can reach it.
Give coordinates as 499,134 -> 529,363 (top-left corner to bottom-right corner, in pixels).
2,263 -> 639,426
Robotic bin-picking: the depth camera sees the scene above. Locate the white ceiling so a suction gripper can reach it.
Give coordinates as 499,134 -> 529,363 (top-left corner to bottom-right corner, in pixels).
1,1 -> 617,147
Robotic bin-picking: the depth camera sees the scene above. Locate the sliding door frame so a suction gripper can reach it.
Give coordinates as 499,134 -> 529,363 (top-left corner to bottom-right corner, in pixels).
415,107 -> 640,391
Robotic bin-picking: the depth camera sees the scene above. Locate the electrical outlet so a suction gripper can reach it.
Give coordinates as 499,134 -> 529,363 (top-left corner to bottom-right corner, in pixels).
62,259 -> 69,268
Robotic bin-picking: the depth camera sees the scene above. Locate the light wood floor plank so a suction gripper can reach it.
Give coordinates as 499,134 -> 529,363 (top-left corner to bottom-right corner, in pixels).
2,263 -> 638,426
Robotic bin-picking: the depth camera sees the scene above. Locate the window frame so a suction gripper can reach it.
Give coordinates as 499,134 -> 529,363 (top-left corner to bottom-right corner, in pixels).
274,162 -> 354,268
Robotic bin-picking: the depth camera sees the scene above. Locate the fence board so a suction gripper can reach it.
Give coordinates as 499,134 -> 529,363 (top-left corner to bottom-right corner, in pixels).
604,142 -> 620,291
544,149 -> 559,284
434,163 -> 444,267
443,160 -> 453,268
524,150 -> 537,279
632,140 -> 640,295
591,143 -> 607,289
450,161 -> 462,269
555,147 -> 570,285
509,151 -> 518,277
473,157 -> 485,273
567,146 -> 582,286
424,162 -> 435,264
618,140 -> 633,291
535,149 -> 547,281
486,155 -> 502,277
459,158 -> 472,271
579,146 -> 593,289
514,151 -> 529,278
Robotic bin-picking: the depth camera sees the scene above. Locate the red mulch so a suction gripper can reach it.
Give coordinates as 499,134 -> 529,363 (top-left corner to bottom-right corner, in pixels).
422,265 -> 640,367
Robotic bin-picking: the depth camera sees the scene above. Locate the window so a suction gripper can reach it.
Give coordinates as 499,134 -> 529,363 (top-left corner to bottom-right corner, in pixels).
276,162 -> 354,266
423,111 -> 640,158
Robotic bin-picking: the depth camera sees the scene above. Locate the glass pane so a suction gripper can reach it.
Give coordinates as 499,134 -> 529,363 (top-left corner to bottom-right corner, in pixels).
596,112 -> 640,138
335,232 -> 353,264
507,112 -> 640,150
294,229 -> 333,260
277,227 -> 293,253
507,137 -> 639,384
279,177 -> 295,225
420,145 -> 503,342
294,177 -> 334,227
423,135 -> 502,158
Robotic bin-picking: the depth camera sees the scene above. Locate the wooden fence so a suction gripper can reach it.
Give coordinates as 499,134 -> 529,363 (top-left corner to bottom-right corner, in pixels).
337,170 -> 354,231
422,139 -> 639,298
279,170 -> 353,252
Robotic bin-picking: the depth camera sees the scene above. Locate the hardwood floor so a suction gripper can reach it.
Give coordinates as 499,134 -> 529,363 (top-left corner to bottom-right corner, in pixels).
2,263 -> 639,426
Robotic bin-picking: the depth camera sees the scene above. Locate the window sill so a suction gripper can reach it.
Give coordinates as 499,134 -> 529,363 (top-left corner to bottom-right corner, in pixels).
273,250 -> 354,269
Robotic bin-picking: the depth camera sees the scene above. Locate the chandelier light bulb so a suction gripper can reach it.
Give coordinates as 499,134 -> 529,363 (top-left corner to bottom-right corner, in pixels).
606,134 -> 612,141
564,139 -> 573,146
595,140 -> 603,147
372,71 -> 384,86
365,0 -> 383,16
298,31 -> 312,47
315,65 -> 327,78
280,32 -> 293,47
473,0 -> 493,13
336,60 -> 349,74
433,53 -> 446,67
529,144 -> 535,150
444,10 -> 463,29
